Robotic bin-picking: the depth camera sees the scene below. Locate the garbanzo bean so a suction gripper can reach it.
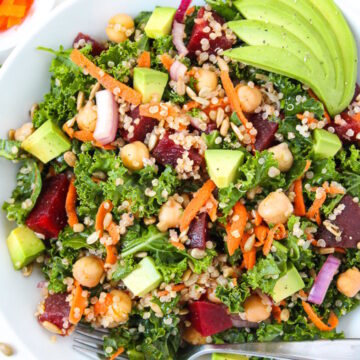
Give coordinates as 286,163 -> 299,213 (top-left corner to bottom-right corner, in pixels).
337,267 -> 360,297
106,14 -> 134,43
14,122 -> 34,142
268,143 -> 294,172
77,101 -> 97,132
195,69 -> 218,93
121,141 -> 150,171
182,326 -> 207,345
107,290 -> 132,326
237,85 -> 263,113
244,294 -> 272,323
72,256 -> 104,288
157,198 -> 183,232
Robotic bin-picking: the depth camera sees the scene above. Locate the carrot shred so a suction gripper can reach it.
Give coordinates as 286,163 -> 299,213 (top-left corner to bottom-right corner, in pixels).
110,347 -> 125,360
322,181 -> 345,195
352,112 -> 360,122
63,123 -> 75,138
226,202 -> 248,256
106,221 -> 120,245
306,190 -> 326,225
157,290 -> 169,297
206,194 -> 218,222
171,240 -> 185,250
293,179 -> 306,216
263,224 -> 286,256
302,301 -> 338,331
252,210 -> 263,226
139,103 -> 179,121
72,130 -> 116,150
96,200 -> 114,238
180,180 -> 216,232
65,177 -> 78,228
243,248 -> 256,270
254,225 -> 269,247
272,305 -> 282,324
296,113 -> 319,126
94,293 -> 113,316
304,160 -> 312,173
91,176 -> 104,183
137,51 -> 151,68
70,49 -> 142,105
172,284 -> 186,292
69,282 -> 88,325
183,101 -> 199,111
186,5 -> 195,15
105,245 -> 118,265
160,53 -> 174,71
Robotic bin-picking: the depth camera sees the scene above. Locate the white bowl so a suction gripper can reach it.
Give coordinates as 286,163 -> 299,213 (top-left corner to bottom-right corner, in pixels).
0,0 -> 360,359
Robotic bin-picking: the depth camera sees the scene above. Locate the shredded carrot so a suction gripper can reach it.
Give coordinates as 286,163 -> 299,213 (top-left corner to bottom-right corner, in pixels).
157,290 -> 169,297
172,284 -> 186,292
65,177 -> 78,227
106,221 -> 120,245
70,49 -> 142,105
171,240 -> 185,250
254,225 -> 269,247
69,282 -> 88,325
306,190 -> 326,225
272,305 -> 282,324
183,101 -> 199,111
94,293 -> 113,316
137,51 -> 151,68
180,180 -> 216,232
160,53 -> 175,71
232,277 -> 238,286
109,347 -> 125,360
296,113 -> 319,126
91,176 -> 104,183
96,200 -> 114,238
352,112 -> 360,122
293,179 -> 306,216
72,130 -> 117,150
304,159 -> 312,173
243,248 -> 256,270
63,123 -> 74,138
298,289 -> 308,299
139,102 -> 179,121
226,202 -> 248,256
252,210 -> 263,226
206,194 -> 218,222
105,245 -> 118,265
308,89 -> 331,123
322,181 -> 345,195
263,224 -> 286,256
186,5 -> 195,15
302,301 -> 338,331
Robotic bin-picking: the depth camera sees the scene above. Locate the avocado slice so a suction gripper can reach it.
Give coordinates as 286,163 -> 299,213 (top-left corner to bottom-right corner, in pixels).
122,257 -> 162,297
313,128 -> 342,160
212,354 -> 248,360
272,263 -> 305,303
144,7 -> 176,39
21,120 -> 71,164
205,149 -> 244,188
7,225 -> 45,270
133,67 -> 169,103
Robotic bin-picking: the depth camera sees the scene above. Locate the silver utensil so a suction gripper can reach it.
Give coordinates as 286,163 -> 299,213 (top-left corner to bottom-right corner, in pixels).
73,324 -> 360,360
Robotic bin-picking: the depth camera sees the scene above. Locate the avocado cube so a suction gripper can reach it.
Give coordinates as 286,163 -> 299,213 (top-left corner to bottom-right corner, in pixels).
21,120 -> 71,164
7,225 -> 45,270
313,129 -> 342,160
272,263 -> 305,303
145,7 -> 176,39
133,67 -> 168,103
122,257 -> 162,297
205,149 -> 244,188
212,354 -> 248,360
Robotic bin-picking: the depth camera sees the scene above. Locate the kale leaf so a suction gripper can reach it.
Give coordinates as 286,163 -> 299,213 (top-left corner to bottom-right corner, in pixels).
215,282 -> 250,313
0,140 -> 23,160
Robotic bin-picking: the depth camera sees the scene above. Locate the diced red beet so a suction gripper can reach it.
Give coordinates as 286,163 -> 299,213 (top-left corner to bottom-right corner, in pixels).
38,293 -> 71,335
333,112 -> 360,144
152,133 -> 204,168
188,213 -> 209,250
249,113 -> 279,151
73,32 -> 106,56
120,107 -> 158,142
317,195 -> 360,248
26,174 -> 69,239
189,301 -> 233,336
187,8 -> 235,57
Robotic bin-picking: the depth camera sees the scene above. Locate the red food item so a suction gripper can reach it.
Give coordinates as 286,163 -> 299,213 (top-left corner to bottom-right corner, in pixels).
187,7 -> 234,56
73,32 -> 106,56
249,113 -> 279,151
317,195 -> 360,248
38,293 -> 71,335
189,301 -> 233,336
152,133 -> 203,168
120,106 -> 158,142
26,174 -> 69,239
188,213 -> 209,250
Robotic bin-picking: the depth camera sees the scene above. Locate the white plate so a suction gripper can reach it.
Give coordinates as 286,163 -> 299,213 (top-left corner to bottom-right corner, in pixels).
0,0 -> 360,359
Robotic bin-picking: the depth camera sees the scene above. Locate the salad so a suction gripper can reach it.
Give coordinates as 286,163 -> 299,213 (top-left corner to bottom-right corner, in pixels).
1,0 -> 360,359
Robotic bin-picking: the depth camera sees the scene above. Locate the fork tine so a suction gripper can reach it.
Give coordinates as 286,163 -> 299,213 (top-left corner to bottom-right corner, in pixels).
77,323 -> 110,334
74,337 -> 104,349
75,328 -> 107,341
73,343 -> 105,358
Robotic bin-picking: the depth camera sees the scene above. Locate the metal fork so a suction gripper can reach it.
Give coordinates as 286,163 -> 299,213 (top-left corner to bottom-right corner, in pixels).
73,325 -> 360,360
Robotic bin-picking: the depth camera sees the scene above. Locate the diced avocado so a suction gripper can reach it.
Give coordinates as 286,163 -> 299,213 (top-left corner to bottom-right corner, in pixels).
21,120 -> 71,164
272,263 -> 305,303
6,225 -> 45,270
123,257 -> 162,297
212,354 -> 248,360
133,67 -> 168,103
205,149 -> 244,188
144,7 -> 176,39
313,129 -> 342,160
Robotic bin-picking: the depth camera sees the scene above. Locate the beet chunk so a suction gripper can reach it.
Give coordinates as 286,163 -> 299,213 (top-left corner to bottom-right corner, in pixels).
120,107 -> 158,143
333,113 -> 360,144
38,293 -> 71,335
187,7 -> 235,56
189,301 -> 233,336
249,113 -> 279,151
188,213 -> 209,250
152,133 -> 203,168
73,32 -> 106,56
317,195 -> 360,248
26,174 -> 69,239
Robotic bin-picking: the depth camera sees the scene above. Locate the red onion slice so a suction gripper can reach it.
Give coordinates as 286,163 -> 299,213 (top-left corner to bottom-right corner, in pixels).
308,255 -> 341,305
172,21 -> 189,56
170,60 -> 187,81
93,90 -> 119,145
230,314 -> 259,328
174,0 -> 192,23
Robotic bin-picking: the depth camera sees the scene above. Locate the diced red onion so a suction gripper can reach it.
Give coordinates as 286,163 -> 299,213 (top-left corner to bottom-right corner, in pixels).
93,90 -> 119,145
174,0 -> 192,23
255,289 -> 273,306
230,314 -> 259,329
172,21 -> 189,56
170,60 -> 188,81
308,255 -> 341,305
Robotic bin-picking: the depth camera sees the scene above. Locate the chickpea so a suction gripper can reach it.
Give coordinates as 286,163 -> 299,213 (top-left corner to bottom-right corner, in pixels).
243,294 -> 272,323
106,290 -> 132,327
268,143 -> 294,172
121,141 -> 150,171
337,267 -> 360,298
206,288 -> 222,304
182,326 -> 207,345
237,85 -> 263,113
195,69 -> 218,93
106,14 -> 134,43
14,122 -> 34,142
258,191 -> 294,225
72,256 -> 104,288
77,101 -> 97,132
157,198 -> 183,232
